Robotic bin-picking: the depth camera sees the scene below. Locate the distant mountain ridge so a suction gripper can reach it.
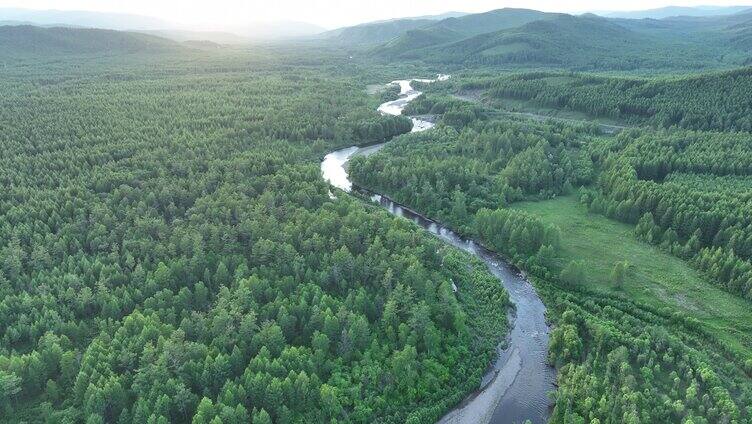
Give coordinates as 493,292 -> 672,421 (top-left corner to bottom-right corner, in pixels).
394,14 -> 654,67
320,19 -> 434,45
0,19 -> 85,28
0,7 -> 326,42
404,11 -> 469,21
5,5 -> 752,70
319,11 -> 471,45
425,8 -> 552,36
357,6 -> 752,70
379,8 -> 554,55
324,8 -> 552,49
0,25 -> 181,57
599,5 -> 752,19
0,7 -> 172,30
361,11 -> 468,25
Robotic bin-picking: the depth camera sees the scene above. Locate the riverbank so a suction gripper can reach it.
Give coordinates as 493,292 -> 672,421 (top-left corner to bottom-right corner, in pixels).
321,76 -> 555,424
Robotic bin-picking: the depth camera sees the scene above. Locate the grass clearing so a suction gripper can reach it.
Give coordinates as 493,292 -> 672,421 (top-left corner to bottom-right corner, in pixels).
487,96 -> 628,126
512,195 -> 752,356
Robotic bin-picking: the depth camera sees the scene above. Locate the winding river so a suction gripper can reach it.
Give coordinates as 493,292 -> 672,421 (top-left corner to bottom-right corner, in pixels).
321,77 -> 556,424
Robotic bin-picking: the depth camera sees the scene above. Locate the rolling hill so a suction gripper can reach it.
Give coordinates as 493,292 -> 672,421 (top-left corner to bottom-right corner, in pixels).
404,11 -> 469,20
369,8 -> 752,70
375,26 -> 466,56
612,10 -> 752,63
0,25 -> 180,57
727,18 -> 752,53
483,66 -> 752,130
320,11 -> 471,45
0,8 -> 325,41
601,5 -> 752,19
0,7 -> 172,30
321,18 -> 434,45
376,8 -> 553,56
425,8 -> 552,36
412,14 -> 655,67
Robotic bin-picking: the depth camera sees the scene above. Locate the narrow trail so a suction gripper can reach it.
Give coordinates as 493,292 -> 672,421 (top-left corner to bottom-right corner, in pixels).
321,77 -> 556,424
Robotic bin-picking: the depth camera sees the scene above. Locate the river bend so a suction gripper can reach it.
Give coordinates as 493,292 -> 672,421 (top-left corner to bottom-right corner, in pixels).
321,77 -> 555,424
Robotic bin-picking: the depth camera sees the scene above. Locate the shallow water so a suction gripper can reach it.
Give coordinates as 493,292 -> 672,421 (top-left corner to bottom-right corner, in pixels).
321,77 -> 555,424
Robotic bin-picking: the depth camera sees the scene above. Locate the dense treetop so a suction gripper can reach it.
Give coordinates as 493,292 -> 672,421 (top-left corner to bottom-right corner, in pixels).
0,53 -> 509,423
0,25 -> 181,57
583,128 -> 752,300
5,18 -> 752,423
476,68 -> 752,131
349,84 -> 752,423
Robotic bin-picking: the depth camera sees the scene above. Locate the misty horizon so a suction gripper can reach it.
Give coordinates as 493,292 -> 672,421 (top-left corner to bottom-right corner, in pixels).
1,1 -> 750,31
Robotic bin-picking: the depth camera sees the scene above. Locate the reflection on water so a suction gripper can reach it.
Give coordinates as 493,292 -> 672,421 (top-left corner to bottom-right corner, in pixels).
321,75 -> 555,424
323,76 -> 444,192
377,76 -> 448,132
320,146 -> 358,192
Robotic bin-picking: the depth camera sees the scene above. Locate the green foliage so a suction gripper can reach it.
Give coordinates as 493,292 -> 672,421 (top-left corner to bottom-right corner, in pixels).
349,118 -> 597,236
584,128 -> 752,299
349,69 -> 752,423
403,94 -> 486,127
559,261 -> 585,286
611,261 -> 628,290
0,25 -> 180,57
548,311 -> 582,366
485,69 -> 752,131
376,8 -> 550,58
6,17 -> 752,423
379,82 -> 402,103
541,284 -> 752,424
380,13 -> 746,70
513,195 -> 752,356
475,208 -> 560,264
0,52 -> 509,423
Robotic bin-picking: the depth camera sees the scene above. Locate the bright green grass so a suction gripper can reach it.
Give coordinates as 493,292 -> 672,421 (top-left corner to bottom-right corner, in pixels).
512,195 -> 752,356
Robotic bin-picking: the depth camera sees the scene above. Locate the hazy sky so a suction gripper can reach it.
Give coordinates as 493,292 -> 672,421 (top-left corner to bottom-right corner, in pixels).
1,0 -> 747,28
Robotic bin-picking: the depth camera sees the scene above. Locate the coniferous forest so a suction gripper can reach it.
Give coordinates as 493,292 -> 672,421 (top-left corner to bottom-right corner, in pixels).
0,52 -> 510,423
3,4 -> 752,424
349,75 -> 752,423
478,69 -> 752,131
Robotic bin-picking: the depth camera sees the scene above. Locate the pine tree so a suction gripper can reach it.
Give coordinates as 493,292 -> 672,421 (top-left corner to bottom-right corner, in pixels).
560,261 -> 586,286
451,189 -> 468,223
611,261 -> 628,290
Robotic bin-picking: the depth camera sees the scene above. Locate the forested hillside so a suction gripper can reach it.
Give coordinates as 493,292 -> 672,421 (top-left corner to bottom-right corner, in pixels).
357,7 -> 752,70
320,19 -> 433,45
0,25 -> 180,57
386,14 -> 741,70
478,68 -> 752,131
375,8 -> 555,59
0,52 -> 510,423
328,4 -> 752,58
